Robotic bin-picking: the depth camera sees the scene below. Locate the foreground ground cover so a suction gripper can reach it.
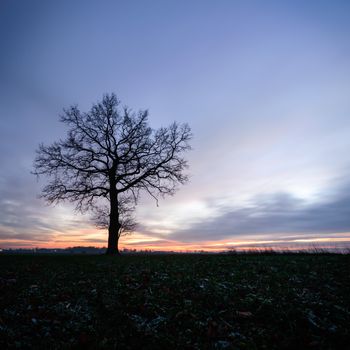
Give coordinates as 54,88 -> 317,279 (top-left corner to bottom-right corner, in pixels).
0,253 -> 349,349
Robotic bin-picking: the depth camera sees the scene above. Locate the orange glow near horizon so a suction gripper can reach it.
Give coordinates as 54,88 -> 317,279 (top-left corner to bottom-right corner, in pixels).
1,230 -> 350,252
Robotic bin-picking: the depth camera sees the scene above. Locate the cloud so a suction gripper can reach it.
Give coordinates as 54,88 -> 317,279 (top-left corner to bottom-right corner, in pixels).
2,162 -> 350,250
167,178 -> 350,242
0,172 -> 95,245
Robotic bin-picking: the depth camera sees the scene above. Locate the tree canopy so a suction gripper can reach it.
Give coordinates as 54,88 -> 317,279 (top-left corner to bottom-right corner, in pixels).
33,94 -> 192,254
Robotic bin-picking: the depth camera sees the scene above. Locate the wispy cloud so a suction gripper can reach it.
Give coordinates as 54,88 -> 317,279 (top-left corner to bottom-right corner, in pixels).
0,173 -> 96,246
165,178 -> 350,242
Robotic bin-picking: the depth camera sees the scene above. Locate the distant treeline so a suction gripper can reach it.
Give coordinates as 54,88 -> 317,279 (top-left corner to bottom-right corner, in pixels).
0,246 -> 349,255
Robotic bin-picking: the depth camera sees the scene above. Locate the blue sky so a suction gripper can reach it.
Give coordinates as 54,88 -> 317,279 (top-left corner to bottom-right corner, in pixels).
1,0 -> 350,250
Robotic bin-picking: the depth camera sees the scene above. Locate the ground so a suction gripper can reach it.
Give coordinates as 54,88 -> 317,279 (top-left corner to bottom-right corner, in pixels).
0,253 -> 349,349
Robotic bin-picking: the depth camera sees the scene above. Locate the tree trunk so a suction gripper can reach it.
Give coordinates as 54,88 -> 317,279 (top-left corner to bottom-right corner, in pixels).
106,171 -> 120,255
106,219 -> 120,255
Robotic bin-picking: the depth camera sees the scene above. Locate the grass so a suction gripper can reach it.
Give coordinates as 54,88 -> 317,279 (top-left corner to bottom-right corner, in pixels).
1,253 -> 349,349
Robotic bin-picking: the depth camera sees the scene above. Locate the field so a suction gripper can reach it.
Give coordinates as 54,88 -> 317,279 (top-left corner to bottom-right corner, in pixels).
1,253 -> 349,349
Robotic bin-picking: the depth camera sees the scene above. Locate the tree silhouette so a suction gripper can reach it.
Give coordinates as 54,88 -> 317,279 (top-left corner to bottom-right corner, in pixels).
33,94 -> 192,254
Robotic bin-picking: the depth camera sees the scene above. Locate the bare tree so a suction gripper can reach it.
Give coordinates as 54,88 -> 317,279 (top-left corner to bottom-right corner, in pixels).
33,94 -> 192,254
92,196 -> 137,238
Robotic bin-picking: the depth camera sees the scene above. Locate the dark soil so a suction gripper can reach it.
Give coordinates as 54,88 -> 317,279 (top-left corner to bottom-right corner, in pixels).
1,253 -> 349,349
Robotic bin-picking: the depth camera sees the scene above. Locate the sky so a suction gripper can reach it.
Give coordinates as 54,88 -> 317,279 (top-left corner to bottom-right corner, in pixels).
1,0 -> 350,251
